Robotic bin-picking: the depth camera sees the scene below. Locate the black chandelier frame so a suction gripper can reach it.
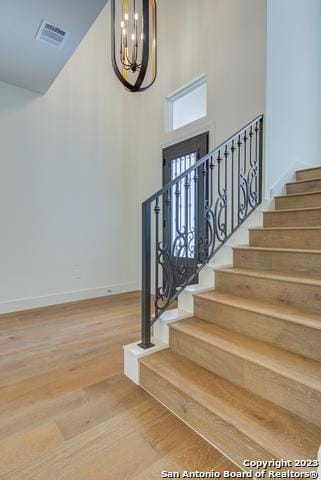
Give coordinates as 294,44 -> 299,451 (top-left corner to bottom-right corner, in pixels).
111,0 -> 157,92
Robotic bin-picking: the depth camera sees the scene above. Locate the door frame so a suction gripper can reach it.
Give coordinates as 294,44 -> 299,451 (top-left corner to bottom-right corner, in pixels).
162,132 -> 209,186
162,131 -> 209,291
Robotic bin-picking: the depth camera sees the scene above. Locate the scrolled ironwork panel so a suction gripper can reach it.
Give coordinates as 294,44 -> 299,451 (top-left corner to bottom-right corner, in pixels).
141,115 -> 264,347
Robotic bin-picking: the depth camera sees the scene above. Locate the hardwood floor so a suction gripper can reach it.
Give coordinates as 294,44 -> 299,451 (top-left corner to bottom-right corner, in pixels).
0,292 -> 237,479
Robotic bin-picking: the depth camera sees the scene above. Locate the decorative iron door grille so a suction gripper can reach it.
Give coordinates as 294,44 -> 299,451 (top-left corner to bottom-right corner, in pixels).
162,134 -> 209,298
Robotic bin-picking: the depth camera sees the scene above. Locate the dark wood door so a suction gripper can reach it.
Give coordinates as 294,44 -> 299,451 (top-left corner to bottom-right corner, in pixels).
162,132 -> 209,294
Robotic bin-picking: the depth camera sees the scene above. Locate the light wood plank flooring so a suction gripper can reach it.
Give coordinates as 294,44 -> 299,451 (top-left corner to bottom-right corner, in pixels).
0,291 -> 237,479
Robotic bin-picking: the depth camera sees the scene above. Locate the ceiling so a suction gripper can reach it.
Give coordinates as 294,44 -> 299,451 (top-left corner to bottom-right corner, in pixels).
0,0 -> 108,94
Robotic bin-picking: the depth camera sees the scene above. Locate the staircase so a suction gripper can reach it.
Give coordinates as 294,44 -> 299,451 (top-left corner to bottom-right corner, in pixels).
139,165 -> 321,469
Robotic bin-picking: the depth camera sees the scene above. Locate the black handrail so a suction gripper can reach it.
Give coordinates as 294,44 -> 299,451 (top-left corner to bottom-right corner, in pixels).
139,115 -> 264,349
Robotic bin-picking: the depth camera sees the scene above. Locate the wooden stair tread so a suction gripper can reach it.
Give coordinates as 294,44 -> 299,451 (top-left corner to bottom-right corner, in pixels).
140,349 -> 321,460
170,318 -> 321,391
264,206 -> 321,214
276,190 -> 321,199
233,245 -> 321,255
196,290 -> 321,330
215,266 -> 321,286
287,177 -> 321,186
297,166 -> 321,175
251,226 -> 321,231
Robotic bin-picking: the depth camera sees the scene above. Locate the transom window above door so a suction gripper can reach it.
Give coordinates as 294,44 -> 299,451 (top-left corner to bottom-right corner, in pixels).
165,75 -> 207,132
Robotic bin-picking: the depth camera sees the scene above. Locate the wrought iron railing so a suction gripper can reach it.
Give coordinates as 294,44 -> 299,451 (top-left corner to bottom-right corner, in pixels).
140,115 -> 264,348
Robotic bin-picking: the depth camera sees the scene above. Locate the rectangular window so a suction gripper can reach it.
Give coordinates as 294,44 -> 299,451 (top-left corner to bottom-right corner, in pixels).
166,75 -> 207,131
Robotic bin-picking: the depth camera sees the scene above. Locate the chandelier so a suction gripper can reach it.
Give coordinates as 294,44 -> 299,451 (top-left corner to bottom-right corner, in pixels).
111,0 -> 157,92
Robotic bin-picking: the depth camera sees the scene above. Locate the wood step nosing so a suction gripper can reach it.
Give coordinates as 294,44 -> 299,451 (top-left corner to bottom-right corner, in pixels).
141,358 -> 282,439
296,166 -> 321,174
195,293 -> 321,330
287,177 -> 321,186
141,363 -> 262,446
264,207 -> 321,214
170,323 -> 321,391
250,226 -> 321,231
233,245 -> 321,254
139,379 -> 244,472
276,190 -> 321,200
215,268 -> 321,287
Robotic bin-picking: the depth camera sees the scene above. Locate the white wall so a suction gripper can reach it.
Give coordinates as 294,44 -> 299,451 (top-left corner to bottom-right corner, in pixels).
123,0 -> 267,284
265,0 -> 321,192
0,0 -> 267,312
0,7 -> 138,312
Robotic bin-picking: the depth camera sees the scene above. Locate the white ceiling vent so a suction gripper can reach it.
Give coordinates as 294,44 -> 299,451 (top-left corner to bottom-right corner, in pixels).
36,20 -> 70,49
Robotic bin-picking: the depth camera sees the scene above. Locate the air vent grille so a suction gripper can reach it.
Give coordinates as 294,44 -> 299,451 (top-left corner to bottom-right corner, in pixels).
36,20 -> 70,49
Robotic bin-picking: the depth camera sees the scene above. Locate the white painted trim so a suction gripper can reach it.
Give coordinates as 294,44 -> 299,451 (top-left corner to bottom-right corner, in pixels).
153,308 -> 192,344
124,309 -> 191,383
0,282 -> 139,314
265,161 -> 311,204
165,74 -> 207,132
124,338 -> 168,384
160,119 -> 215,152
166,74 -> 207,103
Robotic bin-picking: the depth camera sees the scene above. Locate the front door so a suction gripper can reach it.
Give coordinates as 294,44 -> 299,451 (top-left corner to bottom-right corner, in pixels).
162,132 -> 209,296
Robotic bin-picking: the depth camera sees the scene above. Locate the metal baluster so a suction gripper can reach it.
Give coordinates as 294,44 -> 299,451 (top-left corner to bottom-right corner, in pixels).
231,140 -> 235,231
154,197 -> 160,318
210,155 -> 214,209
254,121 -> 259,204
165,188 -> 171,248
243,130 -> 249,217
224,145 -> 229,238
259,117 -> 264,205
175,182 -> 181,240
165,188 -> 172,296
249,126 -> 254,208
243,129 -> 248,174
202,159 -> 208,262
188,156 -> 192,258
217,150 -> 224,245
208,155 -> 215,257
237,135 -> 241,225
217,150 -> 222,196
194,167 -> 199,267
249,126 -> 253,167
184,173 -> 189,284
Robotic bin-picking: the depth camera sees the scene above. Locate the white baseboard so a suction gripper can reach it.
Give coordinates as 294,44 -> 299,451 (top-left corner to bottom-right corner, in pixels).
265,161 -> 311,206
0,282 -> 139,314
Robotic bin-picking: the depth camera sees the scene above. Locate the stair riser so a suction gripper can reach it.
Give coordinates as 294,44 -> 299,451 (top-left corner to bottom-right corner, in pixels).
194,296 -> 321,362
215,270 -> 321,314
264,210 -> 321,228
170,329 -> 321,428
140,364 -> 274,468
275,193 -> 321,211
287,179 -> 321,195
234,248 -> 321,276
250,229 -> 321,249
296,169 -> 321,182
